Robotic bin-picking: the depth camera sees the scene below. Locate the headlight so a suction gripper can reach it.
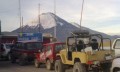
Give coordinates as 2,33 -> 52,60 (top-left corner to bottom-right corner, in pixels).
23,53 -> 28,56
93,61 -> 100,65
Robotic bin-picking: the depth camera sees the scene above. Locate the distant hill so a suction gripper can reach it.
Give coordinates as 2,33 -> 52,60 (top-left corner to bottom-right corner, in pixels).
12,12 -> 116,42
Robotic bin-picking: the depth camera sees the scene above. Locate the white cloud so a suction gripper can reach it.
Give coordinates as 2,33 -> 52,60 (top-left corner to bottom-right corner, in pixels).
94,24 -> 120,34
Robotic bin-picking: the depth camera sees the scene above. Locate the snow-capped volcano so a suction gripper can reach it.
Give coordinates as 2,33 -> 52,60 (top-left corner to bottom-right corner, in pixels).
13,12 -> 115,42
28,13 -> 56,29
24,12 -> 63,29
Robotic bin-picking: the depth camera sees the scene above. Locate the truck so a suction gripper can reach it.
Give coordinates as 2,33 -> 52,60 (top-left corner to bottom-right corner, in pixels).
10,33 -> 51,65
10,41 -> 43,65
34,42 -> 65,70
54,30 -> 115,72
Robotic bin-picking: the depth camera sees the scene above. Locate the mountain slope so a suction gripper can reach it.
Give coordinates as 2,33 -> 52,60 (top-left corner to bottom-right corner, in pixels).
13,12 -> 115,42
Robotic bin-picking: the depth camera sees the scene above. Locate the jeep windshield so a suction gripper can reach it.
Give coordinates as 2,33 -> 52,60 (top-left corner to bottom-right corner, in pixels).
26,42 -> 42,50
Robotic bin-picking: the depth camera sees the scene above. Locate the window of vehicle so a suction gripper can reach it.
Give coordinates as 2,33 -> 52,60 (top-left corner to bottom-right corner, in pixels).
41,46 -> 46,52
46,45 -> 52,51
16,43 -> 24,49
26,42 -> 42,50
55,44 -> 65,52
6,44 -> 13,49
114,40 -> 120,49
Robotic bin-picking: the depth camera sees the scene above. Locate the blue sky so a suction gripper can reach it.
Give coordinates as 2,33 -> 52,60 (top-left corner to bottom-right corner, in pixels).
0,0 -> 120,35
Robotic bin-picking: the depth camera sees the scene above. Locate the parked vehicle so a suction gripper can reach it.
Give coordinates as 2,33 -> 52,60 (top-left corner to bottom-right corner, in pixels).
34,42 -> 65,70
0,44 -> 4,58
10,33 -> 51,65
10,41 -> 43,65
0,43 -> 13,60
54,30 -> 114,72
111,38 -> 120,72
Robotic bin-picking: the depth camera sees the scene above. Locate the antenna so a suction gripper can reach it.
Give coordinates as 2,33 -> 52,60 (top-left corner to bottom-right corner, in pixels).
54,0 -> 57,38
38,3 -> 41,33
19,0 -> 22,32
0,20 -> 1,35
80,0 -> 85,30
22,16 -> 23,32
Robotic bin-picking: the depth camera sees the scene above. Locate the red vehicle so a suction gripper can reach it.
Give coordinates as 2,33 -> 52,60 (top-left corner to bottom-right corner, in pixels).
10,41 -> 43,65
34,42 -> 65,70
10,32 -> 51,65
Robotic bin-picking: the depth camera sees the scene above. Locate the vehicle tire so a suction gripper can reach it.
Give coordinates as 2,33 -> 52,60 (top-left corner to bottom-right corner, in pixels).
73,62 -> 86,72
10,54 -> 16,63
113,68 -> 120,72
19,57 -> 26,66
93,67 -> 99,72
46,59 -> 52,70
34,59 -> 40,68
55,60 -> 65,72
103,68 -> 110,72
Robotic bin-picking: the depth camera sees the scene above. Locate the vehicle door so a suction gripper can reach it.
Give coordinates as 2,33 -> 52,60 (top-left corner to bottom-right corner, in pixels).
13,43 -> 25,57
113,39 -> 120,57
40,46 -> 46,61
46,45 -> 53,59
67,37 -> 76,61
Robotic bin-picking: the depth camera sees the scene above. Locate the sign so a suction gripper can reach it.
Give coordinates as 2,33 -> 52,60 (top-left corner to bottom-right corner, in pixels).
18,33 -> 43,42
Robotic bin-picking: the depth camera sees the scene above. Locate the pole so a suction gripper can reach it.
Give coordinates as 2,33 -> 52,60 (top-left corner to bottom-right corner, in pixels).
80,0 -> 85,30
19,0 -> 22,32
54,0 -> 57,38
38,3 -> 41,33
22,17 -> 23,33
0,20 -> 1,35
0,20 -> 1,46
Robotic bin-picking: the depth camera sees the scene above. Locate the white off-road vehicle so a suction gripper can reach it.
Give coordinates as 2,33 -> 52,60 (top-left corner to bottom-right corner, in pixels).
0,43 -> 13,60
111,38 -> 120,72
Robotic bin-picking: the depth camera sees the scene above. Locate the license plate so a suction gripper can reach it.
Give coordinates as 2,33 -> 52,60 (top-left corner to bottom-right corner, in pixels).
105,55 -> 112,60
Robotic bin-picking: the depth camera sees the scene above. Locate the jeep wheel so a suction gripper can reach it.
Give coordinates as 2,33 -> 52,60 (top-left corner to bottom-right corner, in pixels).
34,59 -> 40,68
55,60 -> 65,72
46,60 -> 52,70
113,68 -> 120,72
19,58 -> 26,66
73,62 -> 86,72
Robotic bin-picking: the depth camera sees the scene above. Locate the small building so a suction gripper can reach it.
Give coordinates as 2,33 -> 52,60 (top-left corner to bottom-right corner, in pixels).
0,32 -> 17,44
0,32 -> 54,44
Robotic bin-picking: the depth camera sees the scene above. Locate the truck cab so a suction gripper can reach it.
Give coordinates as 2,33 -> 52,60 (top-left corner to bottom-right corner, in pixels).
34,42 -> 65,70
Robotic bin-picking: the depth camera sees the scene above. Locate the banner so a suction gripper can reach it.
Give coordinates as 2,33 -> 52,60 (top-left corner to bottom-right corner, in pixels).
18,33 -> 43,42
